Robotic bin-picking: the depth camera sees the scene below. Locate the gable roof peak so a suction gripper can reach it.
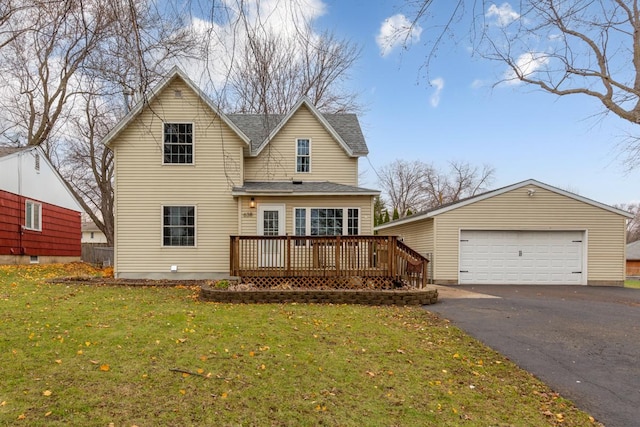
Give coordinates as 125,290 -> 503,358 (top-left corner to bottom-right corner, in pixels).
102,66 -> 250,148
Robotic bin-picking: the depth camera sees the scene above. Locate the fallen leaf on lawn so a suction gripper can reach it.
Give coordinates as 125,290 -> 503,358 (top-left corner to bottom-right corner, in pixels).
42,390 -> 52,396
260,364 -> 266,370
90,360 -> 99,364
176,338 -> 187,344
249,351 -> 255,357
366,371 -> 376,377
100,364 -> 110,371
179,389 -> 186,395
45,411 -> 52,417
182,373 -> 190,378
0,401 -> 6,406
17,413 -> 26,420
55,359 -> 62,364
221,392 -> 228,399
396,349 -> 405,354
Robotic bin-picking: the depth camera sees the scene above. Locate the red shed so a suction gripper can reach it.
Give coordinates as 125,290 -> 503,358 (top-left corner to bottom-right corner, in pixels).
0,146 -> 82,264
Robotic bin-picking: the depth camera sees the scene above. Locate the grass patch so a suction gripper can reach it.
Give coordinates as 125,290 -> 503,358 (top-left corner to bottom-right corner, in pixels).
625,279 -> 640,289
0,263 -> 600,426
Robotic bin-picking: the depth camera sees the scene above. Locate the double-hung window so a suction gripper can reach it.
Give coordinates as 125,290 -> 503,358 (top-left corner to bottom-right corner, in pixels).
296,139 -> 310,173
25,200 -> 41,231
294,208 -> 359,236
163,206 -> 195,246
163,123 -> 193,164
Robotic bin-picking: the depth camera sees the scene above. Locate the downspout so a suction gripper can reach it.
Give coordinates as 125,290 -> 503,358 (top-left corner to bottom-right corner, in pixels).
17,150 -> 24,255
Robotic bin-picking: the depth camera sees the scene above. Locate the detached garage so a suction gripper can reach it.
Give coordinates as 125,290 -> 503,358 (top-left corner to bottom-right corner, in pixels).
375,179 -> 633,286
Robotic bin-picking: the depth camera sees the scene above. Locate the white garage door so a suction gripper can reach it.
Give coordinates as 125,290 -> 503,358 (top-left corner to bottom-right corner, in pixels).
459,230 -> 585,285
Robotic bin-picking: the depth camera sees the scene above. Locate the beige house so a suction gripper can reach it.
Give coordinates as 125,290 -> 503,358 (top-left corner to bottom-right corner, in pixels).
105,67 -> 378,279
375,179 -> 632,286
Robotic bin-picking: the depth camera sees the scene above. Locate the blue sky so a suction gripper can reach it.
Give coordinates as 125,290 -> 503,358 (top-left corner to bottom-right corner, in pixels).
311,0 -> 638,206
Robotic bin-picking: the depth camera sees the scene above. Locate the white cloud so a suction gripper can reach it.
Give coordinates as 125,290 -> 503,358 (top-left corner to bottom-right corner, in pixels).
376,14 -> 422,57
470,79 -> 485,89
429,77 -> 444,107
183,0 -> 328,90
486,3 -> 520,27
504,52 -> 549,85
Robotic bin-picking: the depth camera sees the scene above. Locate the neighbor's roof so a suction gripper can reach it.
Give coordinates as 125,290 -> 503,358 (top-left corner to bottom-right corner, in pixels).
0,146 -> 27,158
103,67 -> 368,157
231,181 -> 379,196
375,178 -> 634,231
627,241 -> 640,260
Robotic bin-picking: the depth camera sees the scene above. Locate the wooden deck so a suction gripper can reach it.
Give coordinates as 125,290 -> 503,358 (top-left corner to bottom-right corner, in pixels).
230,235 -> 429,289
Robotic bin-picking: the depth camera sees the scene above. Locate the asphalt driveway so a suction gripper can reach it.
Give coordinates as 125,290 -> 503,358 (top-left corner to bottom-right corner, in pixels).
427,285 -> 640,427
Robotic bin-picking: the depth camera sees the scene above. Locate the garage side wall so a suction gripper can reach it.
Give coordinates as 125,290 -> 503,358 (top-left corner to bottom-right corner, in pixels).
434,185 -> 626,285
376,217 -> 434,256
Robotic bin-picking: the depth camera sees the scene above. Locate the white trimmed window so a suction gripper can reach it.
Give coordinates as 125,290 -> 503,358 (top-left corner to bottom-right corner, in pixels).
163,123 -> 193,164
25,200 -> 41,231
162,206 -> 195,246
296,139 -> 310,173
294,208 -> 359,236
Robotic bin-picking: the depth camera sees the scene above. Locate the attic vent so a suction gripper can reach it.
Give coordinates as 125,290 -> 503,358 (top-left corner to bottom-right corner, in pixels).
292,180 -> 303,185
34,153 -> 40,171
174,89 -> 182,98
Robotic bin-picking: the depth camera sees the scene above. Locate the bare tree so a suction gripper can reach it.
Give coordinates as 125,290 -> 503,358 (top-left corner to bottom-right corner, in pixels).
228,27 -> 361,114
0,0 -> 111,148
615,202 -> 640,242
377,159 -> 495,217
396,0 -> 640,168
62,91 -> 117,245
378,159 -> 431,216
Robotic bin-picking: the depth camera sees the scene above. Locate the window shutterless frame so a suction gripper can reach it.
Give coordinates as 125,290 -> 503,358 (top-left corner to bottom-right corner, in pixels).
292,207 -> 360,236
162,123 -> 194,165
295,138 -> 311,173
161,205 -> 197,247
24,200 -> 42,231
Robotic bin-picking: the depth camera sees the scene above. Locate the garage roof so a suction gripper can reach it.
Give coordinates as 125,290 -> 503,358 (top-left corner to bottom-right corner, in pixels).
375,178 -> 634,231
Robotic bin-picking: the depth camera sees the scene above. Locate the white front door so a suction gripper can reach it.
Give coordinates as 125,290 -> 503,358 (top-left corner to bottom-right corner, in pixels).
258,205 -> 285,267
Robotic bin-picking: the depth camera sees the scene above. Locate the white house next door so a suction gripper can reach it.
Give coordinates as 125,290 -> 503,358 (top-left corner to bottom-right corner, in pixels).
257,204 -> 285,267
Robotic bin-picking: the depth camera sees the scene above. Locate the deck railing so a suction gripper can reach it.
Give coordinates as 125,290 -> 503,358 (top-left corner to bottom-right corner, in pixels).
230,235 -> 429,289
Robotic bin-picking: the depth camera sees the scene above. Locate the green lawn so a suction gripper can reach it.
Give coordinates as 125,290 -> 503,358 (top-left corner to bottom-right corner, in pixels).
625,279 -> 640,289
0,264 -> 600,426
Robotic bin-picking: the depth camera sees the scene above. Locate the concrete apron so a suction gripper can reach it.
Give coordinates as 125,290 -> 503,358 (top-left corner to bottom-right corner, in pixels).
432,285 -> 501,299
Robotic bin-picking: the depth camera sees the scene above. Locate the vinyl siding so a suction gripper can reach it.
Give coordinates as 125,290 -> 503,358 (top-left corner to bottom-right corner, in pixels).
112,78 -> 245,277
376,219 -> 434,256
243,105 -> 358,185
238,195 -> 374,235
378,184 -> 627,284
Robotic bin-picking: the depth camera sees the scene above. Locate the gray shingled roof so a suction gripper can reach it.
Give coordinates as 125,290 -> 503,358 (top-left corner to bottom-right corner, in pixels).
232,181 -> 379,195
0,146 -> 27,158
227,113 -> 368,157
627,241 -> 640,260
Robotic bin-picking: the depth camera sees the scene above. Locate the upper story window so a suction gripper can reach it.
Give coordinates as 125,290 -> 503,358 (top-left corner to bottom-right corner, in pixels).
25,200 -> 42,231
162,206 -> 195,246
163,123 -> 193,164
296,138 -> 310,173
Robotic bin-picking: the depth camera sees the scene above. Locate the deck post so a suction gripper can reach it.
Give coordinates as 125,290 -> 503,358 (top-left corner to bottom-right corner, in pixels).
335,235 -> 341,277
286,235 -> 291,275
